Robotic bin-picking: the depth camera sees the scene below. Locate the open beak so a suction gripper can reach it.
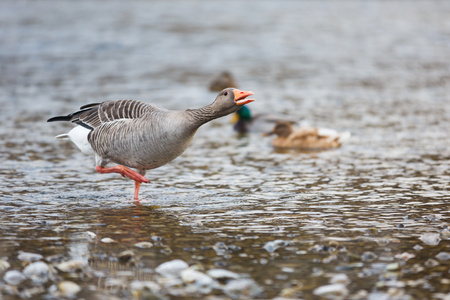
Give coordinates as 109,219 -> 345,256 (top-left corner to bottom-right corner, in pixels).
233,89 -> 255,106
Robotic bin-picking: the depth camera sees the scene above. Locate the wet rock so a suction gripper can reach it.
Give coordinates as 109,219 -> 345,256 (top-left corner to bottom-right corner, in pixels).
395,252 -> 415,262
134,241 -> 153,248
50,281 -> 82,298
156,259 -> 189,278
0,259 -> 11,272
101,237 -> 116,243
180,268 -> 215,294
413,245 -> 424,251
419,233 -> 441,245
361,251 -> 378,262
313,283 -> 348,299
18,251 -> 43,262
131,280 -> 163,299
23,261 -> 52,284
263,240 -> 289,253
424,258 -> 439,268
84,231 -> 97,239
330,274 -> 350,285
440,228 -> 450,239
213,242 -> 230,256
435,252 -> 450,261
207,269 -> 240,283
386,262 -> 399,271
118,250 -> 135,263
223,278 -> 263,299
4,270 -> 26,285
56,259 -> 88,273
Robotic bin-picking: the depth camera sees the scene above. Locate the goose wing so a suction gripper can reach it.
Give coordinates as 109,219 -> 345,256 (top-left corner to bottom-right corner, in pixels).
47,100 -> 151,130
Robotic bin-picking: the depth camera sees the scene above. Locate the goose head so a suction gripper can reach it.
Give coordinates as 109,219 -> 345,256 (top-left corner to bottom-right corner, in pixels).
211,88 -> 255,117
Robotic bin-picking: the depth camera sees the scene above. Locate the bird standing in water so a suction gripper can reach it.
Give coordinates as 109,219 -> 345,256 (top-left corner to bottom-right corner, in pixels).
48,88 -> 255,200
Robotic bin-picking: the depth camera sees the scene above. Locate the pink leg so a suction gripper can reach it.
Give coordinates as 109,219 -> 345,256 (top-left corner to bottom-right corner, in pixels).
134,181 -> 142,201
96,166 -> 149,200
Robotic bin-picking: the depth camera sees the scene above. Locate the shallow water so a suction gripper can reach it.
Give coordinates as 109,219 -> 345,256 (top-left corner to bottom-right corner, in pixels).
1,1 -> 449,299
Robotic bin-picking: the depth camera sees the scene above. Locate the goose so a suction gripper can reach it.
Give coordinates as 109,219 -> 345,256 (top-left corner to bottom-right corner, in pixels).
47,88 -> 255,200
264,121 -> 350,150
231,106 -> 299,134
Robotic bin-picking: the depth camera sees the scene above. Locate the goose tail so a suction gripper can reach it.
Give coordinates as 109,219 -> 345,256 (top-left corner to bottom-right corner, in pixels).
55,133 -> 69,140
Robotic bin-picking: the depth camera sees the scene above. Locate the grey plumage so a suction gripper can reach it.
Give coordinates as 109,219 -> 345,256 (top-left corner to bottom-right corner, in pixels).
47,88 -> 255,199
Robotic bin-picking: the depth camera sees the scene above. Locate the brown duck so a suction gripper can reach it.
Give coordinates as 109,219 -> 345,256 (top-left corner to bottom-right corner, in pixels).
264,121 -> 350,150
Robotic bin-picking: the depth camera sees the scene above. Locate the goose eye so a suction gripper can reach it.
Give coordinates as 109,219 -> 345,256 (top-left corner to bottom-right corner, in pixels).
223,91 -> 228,96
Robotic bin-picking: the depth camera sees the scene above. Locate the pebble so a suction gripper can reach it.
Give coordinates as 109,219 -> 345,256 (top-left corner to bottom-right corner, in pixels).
0,259 -> 11,272
18,251 -> 43,262
4,270 -> 26,285
58,281 -> 82,298
23,261 -> 51,284
330,274 -> 350,285
156,259 -> 189,278
118,250 -> 135,263
134,241 -> 153,248
207,269 -> 240,282
263,240 -> 289,253
394,252 -> 415,261
313,283 -> 349,299
361,251 -> 378,262
101,237 -> 116,243
424,258 -> 439,268
56,260 -> 88,273
419,233 -> 441,245
131,280 -> 162,299
223,278 -> 263,299
435,252 -> 450,261
180,268 -> 215,294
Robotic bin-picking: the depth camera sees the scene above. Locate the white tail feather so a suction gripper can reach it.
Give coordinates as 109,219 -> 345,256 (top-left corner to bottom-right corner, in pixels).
55,133 -> 69,140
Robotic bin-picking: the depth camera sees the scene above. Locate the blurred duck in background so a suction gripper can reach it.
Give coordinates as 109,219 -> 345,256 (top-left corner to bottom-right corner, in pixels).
209,71 -> 238,92
264,121 -> 350,150
231,106 -> 298,134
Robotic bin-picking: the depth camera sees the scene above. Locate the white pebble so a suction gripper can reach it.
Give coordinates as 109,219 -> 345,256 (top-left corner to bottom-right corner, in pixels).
263,240 -> 288,253
181,268 -> 215,294
23,261 -> 51,284
59,281 -> 81,297
330,274 -> 350,285
101,237 -> 116,243
18,251 -> 43,262
56,260 -> 87,273
134,241 -> 153,248
313,283 -> 349,299
155,259 -> 189,278
0,259 -> 11,272
4,270 -> 26,285
419,233 -> 441,245
435,252 -> 450,261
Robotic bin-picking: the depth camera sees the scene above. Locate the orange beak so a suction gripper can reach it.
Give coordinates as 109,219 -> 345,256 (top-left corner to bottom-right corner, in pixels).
233,89 -> 255,106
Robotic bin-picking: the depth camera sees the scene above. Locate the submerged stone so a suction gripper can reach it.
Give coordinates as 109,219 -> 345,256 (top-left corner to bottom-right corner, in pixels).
23,261 -> 52,284
156,259 -> 189,278
4,270 -> 26,285
419,233 -> 441,245
134,241 -> 153,248
313,283 -> 348,299
18,251 -> 43,262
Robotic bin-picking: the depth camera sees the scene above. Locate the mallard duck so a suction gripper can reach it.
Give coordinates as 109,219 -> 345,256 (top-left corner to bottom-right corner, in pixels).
264,121 -> 350,150
48,88 -> 255,200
